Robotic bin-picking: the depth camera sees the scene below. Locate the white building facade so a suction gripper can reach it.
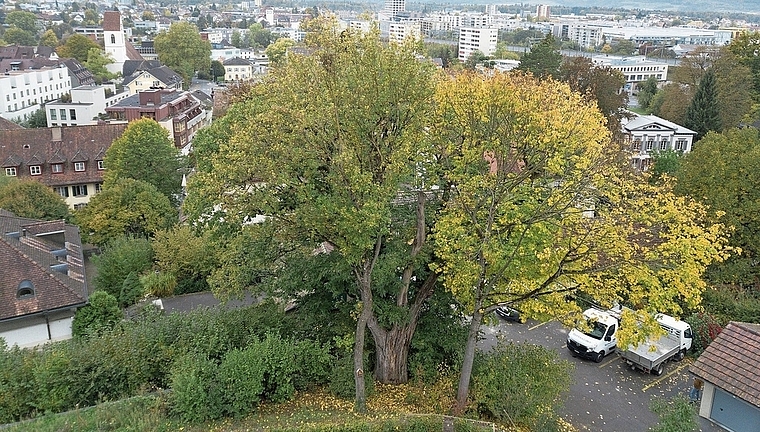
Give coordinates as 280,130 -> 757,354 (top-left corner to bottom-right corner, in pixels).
0,64 -> 72,122
458,27 -> 498,61
45,84 -> 130,127
622,113 -> 697,171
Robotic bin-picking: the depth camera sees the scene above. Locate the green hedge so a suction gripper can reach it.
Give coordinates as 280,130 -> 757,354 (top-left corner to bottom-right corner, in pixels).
0,301 -> 332,423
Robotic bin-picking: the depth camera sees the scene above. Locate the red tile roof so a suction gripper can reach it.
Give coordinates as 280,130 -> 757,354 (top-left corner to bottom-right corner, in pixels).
0,124 -> 127,188
0,211 -> 87,321
102,11 -> 122,32
0,117 -> 23,130
690,322 -> 760,408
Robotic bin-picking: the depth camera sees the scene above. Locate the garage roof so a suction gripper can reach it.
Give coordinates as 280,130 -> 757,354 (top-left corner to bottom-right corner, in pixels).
690,322 -> 760,408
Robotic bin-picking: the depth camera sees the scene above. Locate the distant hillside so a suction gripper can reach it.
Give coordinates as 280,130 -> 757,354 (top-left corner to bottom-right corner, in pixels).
408,0 -> 760,15
545,0 -> 760,13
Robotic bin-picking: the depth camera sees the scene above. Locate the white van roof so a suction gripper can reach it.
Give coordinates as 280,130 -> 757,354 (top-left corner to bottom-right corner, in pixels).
656,313 -> 690,331
584,308 -> 618,326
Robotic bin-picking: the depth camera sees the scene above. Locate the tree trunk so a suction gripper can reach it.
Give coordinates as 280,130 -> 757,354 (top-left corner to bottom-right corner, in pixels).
367,272 -> 437,384
353,294 -> 372,413
371,324 -> 414,384
454,305 -> 483,414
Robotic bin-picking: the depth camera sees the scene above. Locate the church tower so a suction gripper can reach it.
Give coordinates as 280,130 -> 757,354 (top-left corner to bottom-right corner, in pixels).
103,11 -> 128,75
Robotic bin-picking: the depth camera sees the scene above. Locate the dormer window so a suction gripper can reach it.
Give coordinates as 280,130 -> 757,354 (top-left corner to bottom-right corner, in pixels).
17,280 -> 35,299
5,167 -> 16,176
97,160 -> 104,170
74,162 -> 85,172
52,163 -> 64,173
30,165 -> 41,175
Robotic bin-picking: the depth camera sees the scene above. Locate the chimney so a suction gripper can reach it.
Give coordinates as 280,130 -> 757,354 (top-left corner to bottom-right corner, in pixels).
139,89 -> 161,106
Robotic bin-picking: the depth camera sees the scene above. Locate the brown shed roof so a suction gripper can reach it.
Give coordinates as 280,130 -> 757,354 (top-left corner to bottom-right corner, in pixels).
690,322 -> 760,408
0,211 -> 87,321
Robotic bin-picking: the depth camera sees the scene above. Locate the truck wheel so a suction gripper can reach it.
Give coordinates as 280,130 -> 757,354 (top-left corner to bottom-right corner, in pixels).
675,349 -> 686,362
654,363 -> 664,376
594,351 -> 604,363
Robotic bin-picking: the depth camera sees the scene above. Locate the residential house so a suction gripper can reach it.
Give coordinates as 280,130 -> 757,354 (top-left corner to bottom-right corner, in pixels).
0,124 -> 128,209
621,112 -> 697,171
0,209 -> 88,348
105,89 -> 211,148
122,65 -> 183,95
690,322 -> 760,431
222,57 -> 254,82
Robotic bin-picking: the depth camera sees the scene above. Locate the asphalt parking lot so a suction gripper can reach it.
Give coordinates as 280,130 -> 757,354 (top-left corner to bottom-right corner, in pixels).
480,317 -> 723,432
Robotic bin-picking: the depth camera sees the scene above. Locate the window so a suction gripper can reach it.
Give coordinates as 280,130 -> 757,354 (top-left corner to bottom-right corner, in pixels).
29,165 -> 41,175
74,162 -> 85,172
52,163 -> 64,173
111,34 -> 116,44
659,140 -> 668,150
97,160 -> 104,170
17,280 -> 35,299
69,109 -> 77,120
95,183 -> 103,194
72,185 -> 88,196
675,140 -> 687,151
73,203 -> 87,210
59,109 -> 67,120
645,140 -> 655,151
54,186 -> 69,197
630,139 -> 641,152
5,167 -> 17,176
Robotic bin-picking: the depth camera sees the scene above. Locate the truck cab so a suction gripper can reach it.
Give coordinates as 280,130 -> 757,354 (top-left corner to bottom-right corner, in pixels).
567,308 -> 619,363
655,313 -> 693,361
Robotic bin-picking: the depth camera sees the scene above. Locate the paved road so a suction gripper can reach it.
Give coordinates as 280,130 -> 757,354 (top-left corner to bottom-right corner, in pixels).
479,317 -> 722,432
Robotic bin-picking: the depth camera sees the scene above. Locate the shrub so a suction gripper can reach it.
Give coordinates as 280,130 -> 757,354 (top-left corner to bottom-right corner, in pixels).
329,354 -> 375,400
409,291 -> 467,382
292,339 -> 333,390
218,347 -> 266,417
92,236 -> 153,300
650,395 -> 698,432
471,341 -> 573,431
141,271 -> 177,298
169,352 -> 224,423
0,342 -> 37,423
685,312 -> 723,356
72,290 -> 123,337
120,271 -> 145,307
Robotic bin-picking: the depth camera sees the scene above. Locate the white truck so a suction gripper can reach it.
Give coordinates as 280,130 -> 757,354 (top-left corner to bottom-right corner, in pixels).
617,313 -> 693,376
566,307 -> 621,363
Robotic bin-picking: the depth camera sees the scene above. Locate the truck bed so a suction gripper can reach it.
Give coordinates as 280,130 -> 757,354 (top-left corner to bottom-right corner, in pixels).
619,334 -> 680,370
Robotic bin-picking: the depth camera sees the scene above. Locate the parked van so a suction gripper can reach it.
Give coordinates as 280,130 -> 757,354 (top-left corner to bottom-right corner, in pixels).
567,307 -> 620,363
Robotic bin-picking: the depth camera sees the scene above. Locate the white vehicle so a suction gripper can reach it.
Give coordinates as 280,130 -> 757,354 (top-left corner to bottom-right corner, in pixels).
566,307 -> 620,363
618,313 -> 693,376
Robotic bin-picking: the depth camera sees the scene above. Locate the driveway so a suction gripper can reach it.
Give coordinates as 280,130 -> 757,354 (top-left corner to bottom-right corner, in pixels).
480,317 -> 722,432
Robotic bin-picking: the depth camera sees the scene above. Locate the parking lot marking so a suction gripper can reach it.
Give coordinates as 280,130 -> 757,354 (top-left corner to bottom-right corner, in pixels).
528,321 -> 551,331
641,361 -> 690,392
599,356 -> 619,368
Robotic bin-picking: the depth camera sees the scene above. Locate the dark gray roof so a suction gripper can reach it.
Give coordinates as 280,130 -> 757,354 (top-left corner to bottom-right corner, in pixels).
111,90 -> 187,108
122,59 -> 161,77
122,65 -> 183,88
223,57 -> 251,66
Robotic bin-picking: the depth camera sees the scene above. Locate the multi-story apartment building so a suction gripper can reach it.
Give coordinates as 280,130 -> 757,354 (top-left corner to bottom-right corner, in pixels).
105,89 -> 211,149
0,124 -> 128,209
458,27 -> 498,61
388,22 -> 422,43
0,60 -> 71,122
45,84 -> 131,127
420,14 -> 461,37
